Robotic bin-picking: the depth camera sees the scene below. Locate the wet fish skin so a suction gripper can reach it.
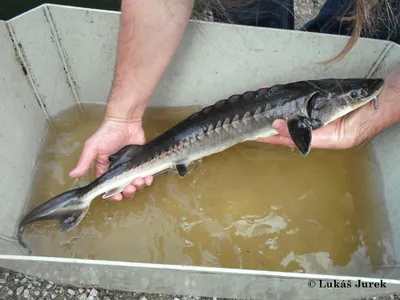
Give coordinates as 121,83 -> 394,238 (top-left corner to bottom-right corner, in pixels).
17,189 -> 87,250
17,78 -> 385,251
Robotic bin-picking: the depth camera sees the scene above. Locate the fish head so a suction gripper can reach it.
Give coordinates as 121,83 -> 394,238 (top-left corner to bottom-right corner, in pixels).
306,78 -> 385,125
286,78 -> 384,157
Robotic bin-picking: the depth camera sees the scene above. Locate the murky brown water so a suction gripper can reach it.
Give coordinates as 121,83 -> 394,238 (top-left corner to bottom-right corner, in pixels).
21,103 -> 390,274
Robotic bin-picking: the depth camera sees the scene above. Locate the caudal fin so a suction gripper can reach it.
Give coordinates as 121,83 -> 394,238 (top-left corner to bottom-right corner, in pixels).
17,187 -> 90,251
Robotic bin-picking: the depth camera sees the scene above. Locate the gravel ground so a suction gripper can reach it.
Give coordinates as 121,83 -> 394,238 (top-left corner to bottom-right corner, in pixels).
0,267 -> 217,300
294,0 -> 324,28
1,1 -> 399,299
191,0 -> 325,28
0,266 -> 399,300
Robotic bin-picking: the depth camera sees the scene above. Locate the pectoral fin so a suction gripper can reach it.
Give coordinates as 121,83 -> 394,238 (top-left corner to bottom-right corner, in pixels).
287,115 -> 313,156
175,164 -> 189,177
102,186 -> 126,199
60,207 -> 89,231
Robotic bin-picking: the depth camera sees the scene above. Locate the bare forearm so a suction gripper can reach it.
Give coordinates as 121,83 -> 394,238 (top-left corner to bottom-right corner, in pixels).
105,0 -> 194,121
375,85 -> 400,131
355,79 -> 400,146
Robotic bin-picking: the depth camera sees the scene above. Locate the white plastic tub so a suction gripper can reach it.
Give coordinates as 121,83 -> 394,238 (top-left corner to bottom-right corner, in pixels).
1,4 -> 400,299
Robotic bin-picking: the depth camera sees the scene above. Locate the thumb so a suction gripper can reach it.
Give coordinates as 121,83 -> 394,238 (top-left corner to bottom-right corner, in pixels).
69,141 -> 97,178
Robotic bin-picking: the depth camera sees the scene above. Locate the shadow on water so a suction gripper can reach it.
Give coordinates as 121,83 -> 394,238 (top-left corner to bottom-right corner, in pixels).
0,0 -> 122,21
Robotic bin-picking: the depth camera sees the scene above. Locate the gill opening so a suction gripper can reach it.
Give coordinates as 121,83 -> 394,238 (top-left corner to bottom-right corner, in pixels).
306,92 -> 320,119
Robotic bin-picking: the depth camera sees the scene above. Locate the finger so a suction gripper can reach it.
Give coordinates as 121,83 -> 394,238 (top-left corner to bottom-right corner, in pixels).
305,118 -> 348,149
69,141 -> 97,178
308,126 -> 343,149
272,119 -> 291,139
108,193 -> 123,201
144,176 -> 153,186
257,135 -> 295,147
132,178 -> 145,190
122,184 -> 136,199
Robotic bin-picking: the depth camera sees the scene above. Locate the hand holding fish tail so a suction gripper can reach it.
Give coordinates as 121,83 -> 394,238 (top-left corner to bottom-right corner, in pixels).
69,118 -> 153,200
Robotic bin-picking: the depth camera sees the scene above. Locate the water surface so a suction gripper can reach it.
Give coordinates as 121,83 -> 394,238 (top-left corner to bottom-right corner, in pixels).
21,103 -> 390,276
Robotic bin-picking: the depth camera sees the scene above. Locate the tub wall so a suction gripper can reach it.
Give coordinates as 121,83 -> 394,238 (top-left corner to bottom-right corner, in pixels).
1,4 -> 400,298
1,256 -> 400,299
47,5 -> 395,107
0,20 -> 46,252
4,2 -> 400,259
366,119 -> 400,278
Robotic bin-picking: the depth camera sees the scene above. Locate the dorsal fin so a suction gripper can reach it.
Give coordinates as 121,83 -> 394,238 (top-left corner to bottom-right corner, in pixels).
108,144 -> 142,169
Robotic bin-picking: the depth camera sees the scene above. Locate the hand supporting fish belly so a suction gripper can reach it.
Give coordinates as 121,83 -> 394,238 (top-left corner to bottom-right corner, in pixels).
17,77 -> 384,251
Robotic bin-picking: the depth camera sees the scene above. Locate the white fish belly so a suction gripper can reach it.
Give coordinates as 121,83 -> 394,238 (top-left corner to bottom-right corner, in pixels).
83,118 -> 277,204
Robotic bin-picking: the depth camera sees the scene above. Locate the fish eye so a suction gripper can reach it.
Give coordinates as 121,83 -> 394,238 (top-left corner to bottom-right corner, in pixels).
350,91 -> 359,99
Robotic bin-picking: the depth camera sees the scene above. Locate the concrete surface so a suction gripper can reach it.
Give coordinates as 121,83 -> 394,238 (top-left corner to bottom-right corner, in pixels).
0,266 -> 399,299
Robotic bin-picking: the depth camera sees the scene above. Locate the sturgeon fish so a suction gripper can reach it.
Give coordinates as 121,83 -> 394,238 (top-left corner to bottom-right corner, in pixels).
17,78 -> 384,251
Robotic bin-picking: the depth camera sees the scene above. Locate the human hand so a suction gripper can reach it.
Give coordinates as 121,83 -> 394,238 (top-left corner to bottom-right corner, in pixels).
257,66 -> 400,150
69,118 -> 153,201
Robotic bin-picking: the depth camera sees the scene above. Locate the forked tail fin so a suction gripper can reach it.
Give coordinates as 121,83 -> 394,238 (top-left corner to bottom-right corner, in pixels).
17,187 -> 90,252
